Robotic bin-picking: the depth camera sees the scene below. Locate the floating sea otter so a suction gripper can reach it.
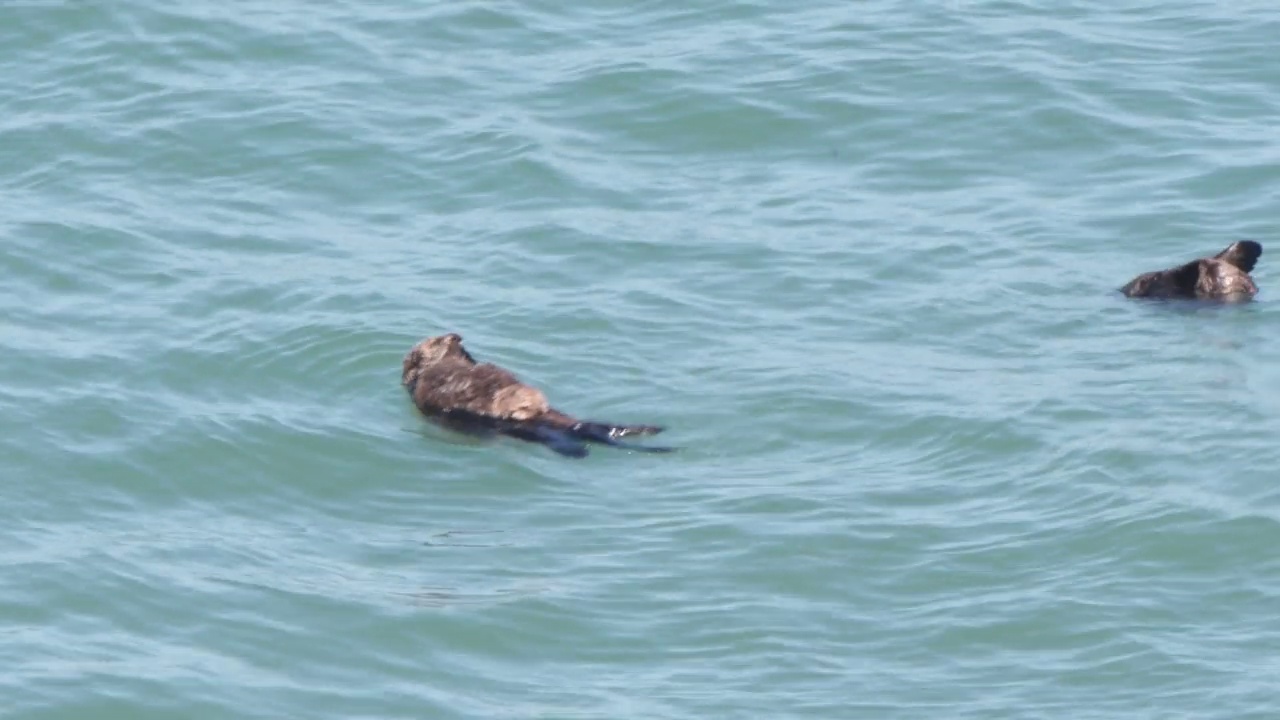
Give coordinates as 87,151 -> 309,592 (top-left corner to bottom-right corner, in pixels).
1120,240 -> 1262,301
402,333 -> 674,458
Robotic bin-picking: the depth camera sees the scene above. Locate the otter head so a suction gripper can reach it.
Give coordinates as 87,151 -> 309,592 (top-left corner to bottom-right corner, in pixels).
1120,272 -> 1160,298
402,333 -> 472,388
491,385 -> 549,421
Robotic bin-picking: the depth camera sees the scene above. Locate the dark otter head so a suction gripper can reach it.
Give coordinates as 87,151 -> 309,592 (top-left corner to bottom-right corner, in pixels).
402,333 -> 475,388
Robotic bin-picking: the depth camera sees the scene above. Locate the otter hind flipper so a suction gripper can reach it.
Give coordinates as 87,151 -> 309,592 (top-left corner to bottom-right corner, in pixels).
1215,240 -> 1263,273
573,421 -> 664,439
499,423 -> 590,458
568,421 -> 676,453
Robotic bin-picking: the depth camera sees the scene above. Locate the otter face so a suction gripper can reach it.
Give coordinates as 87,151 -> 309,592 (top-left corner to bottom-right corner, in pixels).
402,333 -> 467,387
1120,274 -> 1156,298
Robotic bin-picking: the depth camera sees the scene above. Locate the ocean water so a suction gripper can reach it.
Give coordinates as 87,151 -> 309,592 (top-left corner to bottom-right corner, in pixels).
3,0 -> 1280,717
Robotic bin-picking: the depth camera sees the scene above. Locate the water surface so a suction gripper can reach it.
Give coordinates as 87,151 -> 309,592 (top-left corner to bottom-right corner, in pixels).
3,1 -> 1280,717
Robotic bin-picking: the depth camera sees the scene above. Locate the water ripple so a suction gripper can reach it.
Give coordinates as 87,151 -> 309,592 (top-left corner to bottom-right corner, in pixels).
5,0 -> 1280,718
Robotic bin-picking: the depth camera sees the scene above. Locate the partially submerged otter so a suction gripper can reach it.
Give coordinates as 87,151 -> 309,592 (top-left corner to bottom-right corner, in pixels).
402,333 -> 674,458
1120,241 -> 1262,301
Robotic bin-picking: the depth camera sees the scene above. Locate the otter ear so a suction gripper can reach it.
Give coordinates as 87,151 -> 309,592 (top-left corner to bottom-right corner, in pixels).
1214,241 -> 1262,273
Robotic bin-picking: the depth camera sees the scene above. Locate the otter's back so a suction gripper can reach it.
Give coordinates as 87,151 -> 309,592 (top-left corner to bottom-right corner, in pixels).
410,360 -> 547,420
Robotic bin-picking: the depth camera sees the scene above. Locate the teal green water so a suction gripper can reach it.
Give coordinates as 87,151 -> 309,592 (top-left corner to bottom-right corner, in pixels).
4,1 -> 1280,717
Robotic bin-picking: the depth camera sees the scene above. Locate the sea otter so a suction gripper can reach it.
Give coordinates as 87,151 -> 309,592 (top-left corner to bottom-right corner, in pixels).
1120,240 -> 1262,301
401,333 -> 674,458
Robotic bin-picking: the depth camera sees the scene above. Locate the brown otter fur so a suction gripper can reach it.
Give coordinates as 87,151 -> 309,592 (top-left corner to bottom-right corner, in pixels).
1120,241 -> 1262,301
402,333 -> 672,458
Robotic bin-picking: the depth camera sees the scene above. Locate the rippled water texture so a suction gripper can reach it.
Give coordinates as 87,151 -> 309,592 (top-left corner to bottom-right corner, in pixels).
4,1 -> 1280,717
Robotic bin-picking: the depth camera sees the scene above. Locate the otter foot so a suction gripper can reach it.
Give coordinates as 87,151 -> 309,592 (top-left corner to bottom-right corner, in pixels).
498,423 -> 590,458
568,422 -> 676,453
